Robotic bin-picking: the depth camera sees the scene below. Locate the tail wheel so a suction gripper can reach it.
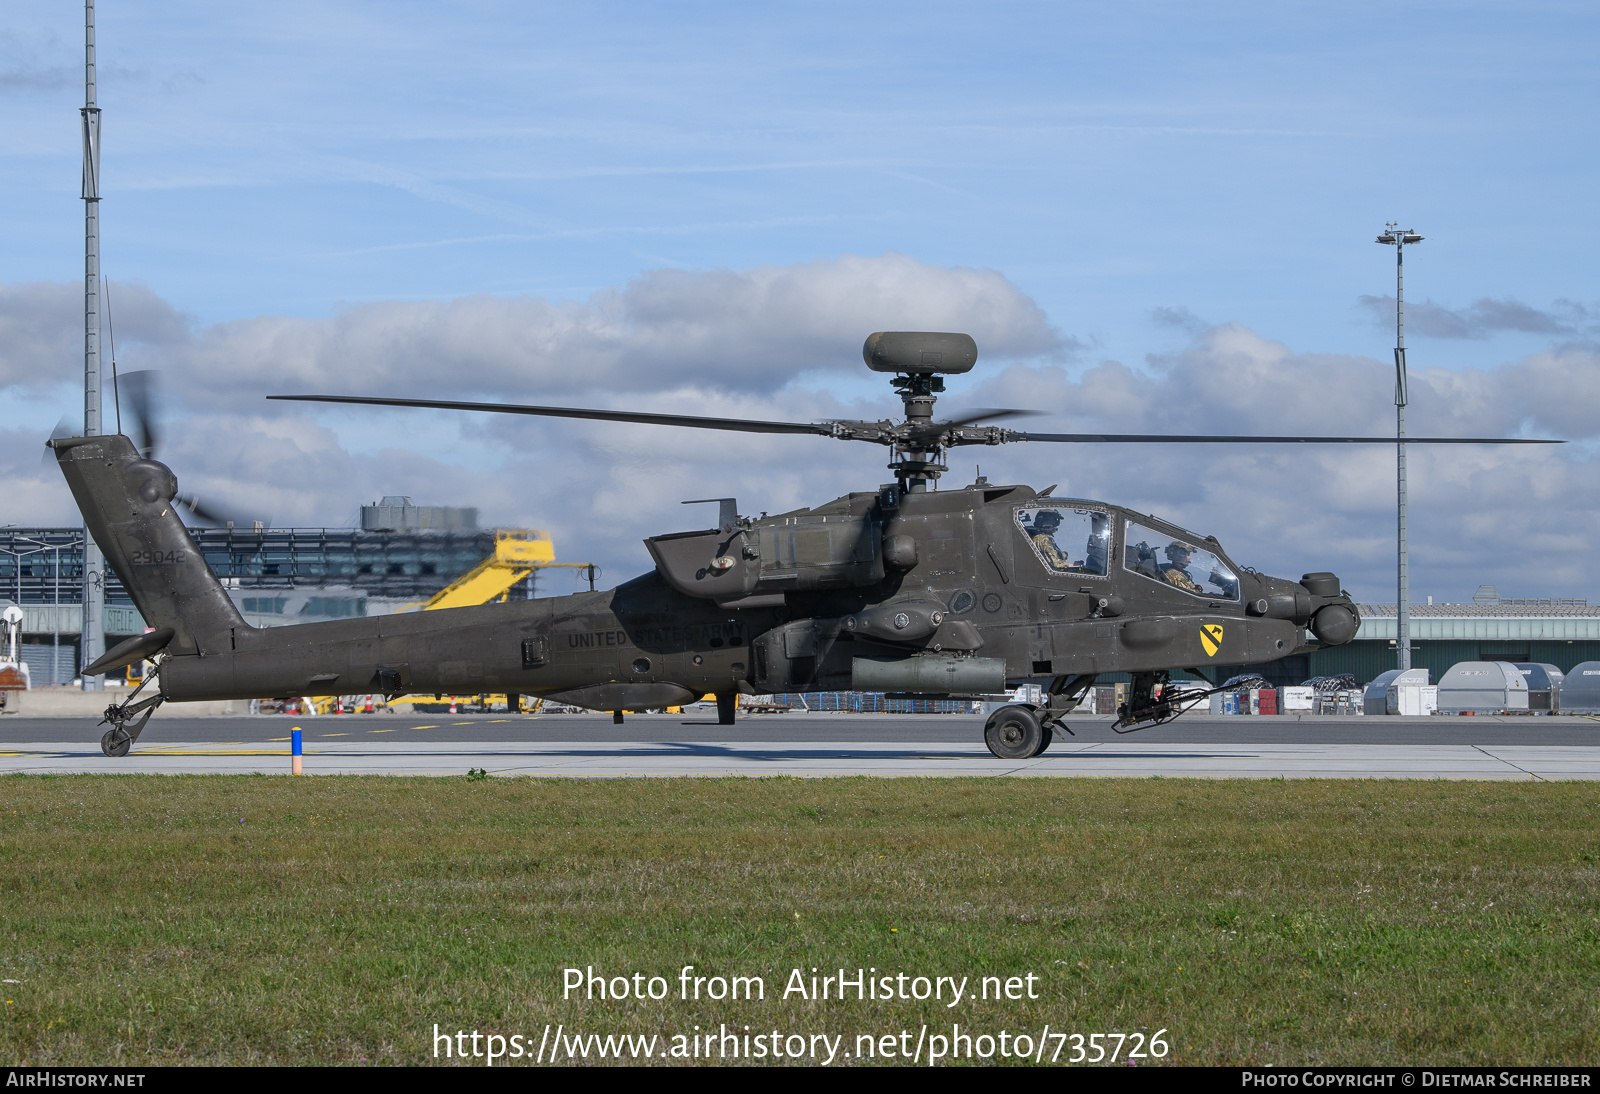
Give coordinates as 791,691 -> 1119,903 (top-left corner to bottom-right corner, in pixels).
100,729 -> 131,758
984,705 -> 1043,759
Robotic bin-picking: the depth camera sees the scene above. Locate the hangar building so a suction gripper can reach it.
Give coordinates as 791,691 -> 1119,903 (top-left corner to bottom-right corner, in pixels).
1211,587 -> 1600,688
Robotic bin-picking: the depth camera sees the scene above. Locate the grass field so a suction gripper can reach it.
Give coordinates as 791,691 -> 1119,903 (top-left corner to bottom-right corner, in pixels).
1,775 -> 1598,1066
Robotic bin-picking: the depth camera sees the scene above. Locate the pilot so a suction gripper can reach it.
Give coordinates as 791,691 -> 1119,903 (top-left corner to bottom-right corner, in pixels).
1084,512 -> 1111,574
1029,510 -> 1075,572
1159,542 -> 1203,592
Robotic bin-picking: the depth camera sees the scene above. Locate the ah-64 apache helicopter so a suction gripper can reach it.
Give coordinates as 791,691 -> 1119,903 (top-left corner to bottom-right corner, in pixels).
52,332 -> 1554,759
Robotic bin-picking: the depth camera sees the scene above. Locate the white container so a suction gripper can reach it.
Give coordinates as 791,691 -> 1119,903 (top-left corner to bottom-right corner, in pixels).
1513,664 -> 1565,713
1559,662 -> 1600,714
1437,662 -> 1529,713
1364,668 -> 1430,715
1389,683 -> 1438,716
1281,686 -> 1314,712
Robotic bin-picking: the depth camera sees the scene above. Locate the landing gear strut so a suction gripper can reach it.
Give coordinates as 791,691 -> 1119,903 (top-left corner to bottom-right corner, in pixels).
716,693 -> 736,726
981,675 -> 1097,760
98,666 -> 164,757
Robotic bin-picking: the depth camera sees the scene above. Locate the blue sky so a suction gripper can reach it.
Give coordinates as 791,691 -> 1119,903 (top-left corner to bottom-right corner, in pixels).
3,1 -> 1598,601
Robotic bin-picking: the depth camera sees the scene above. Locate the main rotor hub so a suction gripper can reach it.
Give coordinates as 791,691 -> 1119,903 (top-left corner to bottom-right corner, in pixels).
863,332 -> 978,493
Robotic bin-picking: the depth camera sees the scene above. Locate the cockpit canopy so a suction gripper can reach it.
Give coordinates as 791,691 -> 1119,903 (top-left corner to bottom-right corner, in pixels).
1016,506 -> 1112,575
1122,517 -> 1239,600
1015,503 -> 1240,601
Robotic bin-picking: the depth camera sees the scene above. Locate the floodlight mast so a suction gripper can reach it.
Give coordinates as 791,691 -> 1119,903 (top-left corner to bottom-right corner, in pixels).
80,0 -> 105,691
1376,224 -> 1423,671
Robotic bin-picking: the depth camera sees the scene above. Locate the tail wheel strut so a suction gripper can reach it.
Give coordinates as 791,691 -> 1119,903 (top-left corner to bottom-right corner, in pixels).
97,665 -> 164,758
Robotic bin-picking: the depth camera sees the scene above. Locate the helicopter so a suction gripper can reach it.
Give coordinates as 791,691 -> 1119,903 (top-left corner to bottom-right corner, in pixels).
51,331 -> 1557,759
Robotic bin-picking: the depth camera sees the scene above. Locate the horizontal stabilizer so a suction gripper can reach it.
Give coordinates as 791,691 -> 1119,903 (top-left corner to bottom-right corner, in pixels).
84,627 -> 174,677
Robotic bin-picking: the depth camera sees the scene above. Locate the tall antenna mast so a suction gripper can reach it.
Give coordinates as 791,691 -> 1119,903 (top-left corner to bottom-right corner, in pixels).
81,0 -> 106,690
1376,223 -> 1423,672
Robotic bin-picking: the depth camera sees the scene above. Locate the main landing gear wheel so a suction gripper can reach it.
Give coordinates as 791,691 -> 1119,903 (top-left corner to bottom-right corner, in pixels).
984,705 -> 1044,759
100,728 -> 131,758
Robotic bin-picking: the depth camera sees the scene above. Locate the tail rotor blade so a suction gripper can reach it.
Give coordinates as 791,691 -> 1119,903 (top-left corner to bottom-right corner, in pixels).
101,372 -> 260,529
119,370 -> 161,459
176,493 -> 254,529
42,416 -> 76,467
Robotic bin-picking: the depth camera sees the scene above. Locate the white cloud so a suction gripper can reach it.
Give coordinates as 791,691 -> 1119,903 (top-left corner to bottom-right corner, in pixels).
68,253 -> 1068,408
0,280 -> 188,391
1358,294 -> 1599,340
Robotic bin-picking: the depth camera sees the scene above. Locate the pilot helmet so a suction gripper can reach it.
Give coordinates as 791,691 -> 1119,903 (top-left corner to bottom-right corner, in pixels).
1164,541 -> 1193,562
1033,510 -> 1062,531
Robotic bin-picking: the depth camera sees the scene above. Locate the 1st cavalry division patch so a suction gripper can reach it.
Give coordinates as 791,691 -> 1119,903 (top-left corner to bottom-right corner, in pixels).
1200,624 -> 1224,658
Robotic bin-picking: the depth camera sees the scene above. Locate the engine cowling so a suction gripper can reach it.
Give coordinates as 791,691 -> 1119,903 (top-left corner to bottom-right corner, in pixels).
646,512 -> 885,601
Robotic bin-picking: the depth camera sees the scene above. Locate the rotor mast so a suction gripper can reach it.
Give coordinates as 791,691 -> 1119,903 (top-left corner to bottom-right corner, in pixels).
889,371 -> 948,493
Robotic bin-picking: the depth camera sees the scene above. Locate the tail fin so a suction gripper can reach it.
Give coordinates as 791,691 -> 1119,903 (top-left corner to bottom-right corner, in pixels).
51,434 -> 247,657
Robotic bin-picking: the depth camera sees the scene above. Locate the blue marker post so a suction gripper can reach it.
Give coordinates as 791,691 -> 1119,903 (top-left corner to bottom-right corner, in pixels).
291,727 -> 303,776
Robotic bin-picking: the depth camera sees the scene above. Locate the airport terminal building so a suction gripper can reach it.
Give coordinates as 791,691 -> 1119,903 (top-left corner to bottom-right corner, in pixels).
0,498 -> 516,685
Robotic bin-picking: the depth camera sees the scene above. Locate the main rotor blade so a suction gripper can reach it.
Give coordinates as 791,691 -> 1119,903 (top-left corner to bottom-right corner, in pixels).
1009,432 -> 1562,444
269,394 -> 839,436
943,407 -> 1042,428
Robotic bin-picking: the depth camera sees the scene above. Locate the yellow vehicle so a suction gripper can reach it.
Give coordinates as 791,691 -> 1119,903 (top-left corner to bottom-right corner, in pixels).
421,530 -> 597,610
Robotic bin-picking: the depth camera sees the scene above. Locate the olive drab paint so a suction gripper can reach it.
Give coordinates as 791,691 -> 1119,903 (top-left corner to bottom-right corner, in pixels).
52,430 -> 1359,758
87,332 -> 1576,758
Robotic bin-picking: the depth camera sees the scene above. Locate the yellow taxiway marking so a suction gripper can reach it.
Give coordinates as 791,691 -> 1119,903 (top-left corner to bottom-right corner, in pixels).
368,729 -> 395,733
488,719 -> 510,723
268,737 -> 290,742
452,721 -> 472,726
321,733 -> 350,737
144,742 -> 247,750
127,749 -> 293,756
413,725 -> 439,729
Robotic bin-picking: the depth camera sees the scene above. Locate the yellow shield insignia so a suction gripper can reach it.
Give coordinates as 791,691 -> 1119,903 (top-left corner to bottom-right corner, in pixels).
1200,624 -> 1224,658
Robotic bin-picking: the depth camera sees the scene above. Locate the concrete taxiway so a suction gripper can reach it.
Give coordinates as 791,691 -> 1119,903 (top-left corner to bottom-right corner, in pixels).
2,711 -> 1597,778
